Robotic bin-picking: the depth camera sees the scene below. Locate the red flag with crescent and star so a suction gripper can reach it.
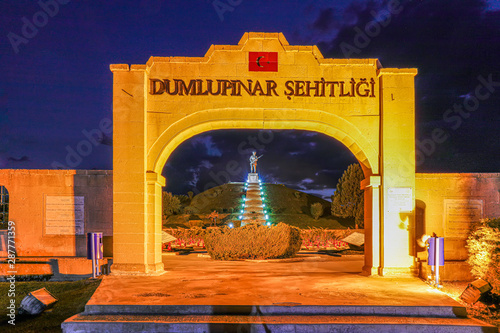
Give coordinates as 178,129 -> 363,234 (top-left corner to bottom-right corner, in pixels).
249,52 -> 278,72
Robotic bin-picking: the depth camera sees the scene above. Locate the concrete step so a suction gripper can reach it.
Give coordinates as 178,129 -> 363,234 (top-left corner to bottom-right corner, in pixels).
244,199 -> 262,204
243,211 -> 263,216
242,218 -> 265,223
62,313 -> 498,333
82,304 -> 468,318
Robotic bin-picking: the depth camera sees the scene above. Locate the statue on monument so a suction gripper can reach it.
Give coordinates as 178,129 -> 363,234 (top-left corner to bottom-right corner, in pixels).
249,151 -> 263,173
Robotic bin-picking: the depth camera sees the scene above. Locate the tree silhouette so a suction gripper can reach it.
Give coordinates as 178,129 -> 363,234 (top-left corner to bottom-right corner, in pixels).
331,163 -> 364,228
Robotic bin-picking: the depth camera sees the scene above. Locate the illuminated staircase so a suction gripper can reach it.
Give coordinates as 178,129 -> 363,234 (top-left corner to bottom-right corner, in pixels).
239,173 -> 268,226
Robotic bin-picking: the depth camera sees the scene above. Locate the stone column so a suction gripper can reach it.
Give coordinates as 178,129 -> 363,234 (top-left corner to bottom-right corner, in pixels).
361,175 -> 381,276
378,68 -> 418,276
146,171 -> 165,273
111,64 -> 164,274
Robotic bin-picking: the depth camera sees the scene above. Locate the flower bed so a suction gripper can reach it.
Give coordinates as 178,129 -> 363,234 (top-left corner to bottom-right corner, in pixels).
300,228 -> 352,251
163,227 -> 205,251
162,226 -> 357,253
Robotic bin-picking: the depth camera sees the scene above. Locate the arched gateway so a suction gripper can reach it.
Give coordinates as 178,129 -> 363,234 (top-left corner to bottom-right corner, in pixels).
110,32 -> 417,276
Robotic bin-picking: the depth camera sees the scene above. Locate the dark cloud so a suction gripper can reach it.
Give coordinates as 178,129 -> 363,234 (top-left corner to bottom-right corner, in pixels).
313,0 -> 500,172
163,130 -> 357,197
8,156 -> 29,162
313,8 -> 335,32
2,0 -> 498,198
190,136 -> 222,157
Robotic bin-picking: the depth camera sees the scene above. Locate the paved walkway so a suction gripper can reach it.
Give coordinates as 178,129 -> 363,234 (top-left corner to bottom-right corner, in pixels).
88,253 -> 461,308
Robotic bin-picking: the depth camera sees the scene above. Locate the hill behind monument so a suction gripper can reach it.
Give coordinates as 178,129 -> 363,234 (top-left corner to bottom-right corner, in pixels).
164,183 -> 355,229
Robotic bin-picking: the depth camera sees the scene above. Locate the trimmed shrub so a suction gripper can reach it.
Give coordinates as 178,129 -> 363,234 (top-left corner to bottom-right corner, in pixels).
203,223 -> 302,260
466,218 -> 500,293
184,207 -> 198,215
310,203 -> 324,220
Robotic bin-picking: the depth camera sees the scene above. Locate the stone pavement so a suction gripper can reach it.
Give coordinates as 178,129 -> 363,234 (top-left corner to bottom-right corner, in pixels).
89,254 -> 458,307
62,253 -> 498,332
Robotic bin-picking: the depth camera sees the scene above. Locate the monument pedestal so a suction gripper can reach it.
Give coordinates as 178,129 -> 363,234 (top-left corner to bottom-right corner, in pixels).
247,173 -> 259,183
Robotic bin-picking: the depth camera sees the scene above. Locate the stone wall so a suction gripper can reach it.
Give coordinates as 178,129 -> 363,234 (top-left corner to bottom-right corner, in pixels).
0,170 -> 112,257
2,168 -> 499,278
415,173 -> 500,280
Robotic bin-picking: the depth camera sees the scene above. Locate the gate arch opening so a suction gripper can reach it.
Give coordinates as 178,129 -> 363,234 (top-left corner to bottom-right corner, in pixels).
149,108 -> 377,177
149,113 -> 377,272
160,128 -> 366,256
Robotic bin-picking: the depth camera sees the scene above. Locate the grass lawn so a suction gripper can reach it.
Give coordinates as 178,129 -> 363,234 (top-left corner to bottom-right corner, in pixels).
0,278 -> 101,333
440,281 -> 500,330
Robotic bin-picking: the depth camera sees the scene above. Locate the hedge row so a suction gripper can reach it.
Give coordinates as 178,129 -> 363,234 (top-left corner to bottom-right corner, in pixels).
163,226 -> 354,252
203,223 -> 302,260
466,218 -> 500,293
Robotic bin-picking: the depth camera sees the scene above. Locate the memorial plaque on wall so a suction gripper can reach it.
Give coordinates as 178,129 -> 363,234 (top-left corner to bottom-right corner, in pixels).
387,187 -> 413,212
45,196 -> 85,235
444,199 -> 483,238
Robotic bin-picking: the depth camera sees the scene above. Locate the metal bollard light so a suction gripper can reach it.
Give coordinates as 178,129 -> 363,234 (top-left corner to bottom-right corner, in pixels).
87,232 -> 103,278
428,236 -> 444,287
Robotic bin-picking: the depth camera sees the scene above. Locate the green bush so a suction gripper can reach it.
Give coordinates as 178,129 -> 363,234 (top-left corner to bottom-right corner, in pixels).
466,218 -> 500,293
162,192 -> 182,216
310,203 -> 324,220
331,163 -> 365,227
203,222 -> 302,260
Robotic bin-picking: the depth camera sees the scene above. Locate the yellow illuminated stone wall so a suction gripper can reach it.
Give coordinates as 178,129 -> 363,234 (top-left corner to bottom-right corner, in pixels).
415,173 -> 500,259
110,32 -> 417,275
0,169 -> 112,257
415,173 -> 500,280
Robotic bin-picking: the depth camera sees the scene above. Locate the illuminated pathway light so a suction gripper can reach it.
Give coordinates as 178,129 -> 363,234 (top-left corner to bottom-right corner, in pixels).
238,173 -> 268,226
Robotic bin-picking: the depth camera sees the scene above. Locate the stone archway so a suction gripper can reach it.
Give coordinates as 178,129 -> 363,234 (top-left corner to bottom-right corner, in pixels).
110,32 -> 417,276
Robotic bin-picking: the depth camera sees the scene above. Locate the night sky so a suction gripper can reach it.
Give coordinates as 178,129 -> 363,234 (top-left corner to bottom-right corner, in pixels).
1,0 -> 499,200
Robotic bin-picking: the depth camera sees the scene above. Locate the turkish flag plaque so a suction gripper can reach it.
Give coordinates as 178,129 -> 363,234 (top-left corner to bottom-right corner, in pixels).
249,52 -> 278,72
